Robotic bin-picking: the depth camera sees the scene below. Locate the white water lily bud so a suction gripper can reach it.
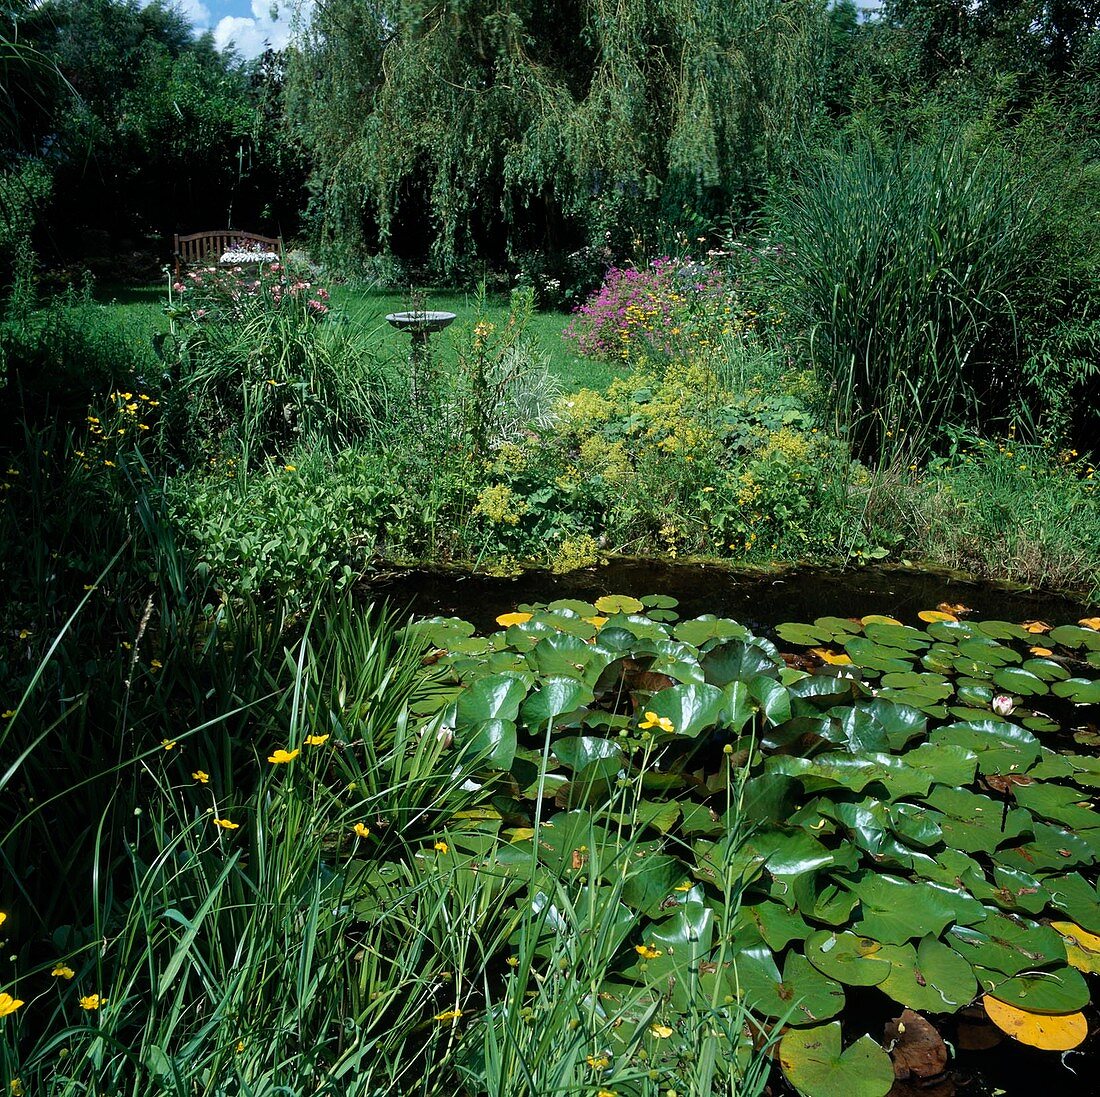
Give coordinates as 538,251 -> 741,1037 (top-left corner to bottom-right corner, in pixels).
992,694 -> 1016,717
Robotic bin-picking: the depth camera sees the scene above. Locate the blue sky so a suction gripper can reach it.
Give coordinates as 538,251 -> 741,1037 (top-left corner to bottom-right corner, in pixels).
168,0 -> 305,58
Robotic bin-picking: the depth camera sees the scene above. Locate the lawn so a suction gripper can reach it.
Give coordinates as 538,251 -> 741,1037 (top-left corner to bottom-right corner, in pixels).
92,279 -> 630,393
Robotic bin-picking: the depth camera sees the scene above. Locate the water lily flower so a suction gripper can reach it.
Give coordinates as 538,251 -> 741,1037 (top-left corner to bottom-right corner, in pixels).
992,694 -> 1016,717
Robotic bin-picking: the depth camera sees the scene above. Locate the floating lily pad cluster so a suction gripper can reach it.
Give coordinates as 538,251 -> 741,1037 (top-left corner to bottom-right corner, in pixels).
406,598 -> 1100,1097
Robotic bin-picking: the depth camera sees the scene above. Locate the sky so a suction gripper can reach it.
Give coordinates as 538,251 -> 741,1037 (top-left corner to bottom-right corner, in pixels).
168,0 -> 304,59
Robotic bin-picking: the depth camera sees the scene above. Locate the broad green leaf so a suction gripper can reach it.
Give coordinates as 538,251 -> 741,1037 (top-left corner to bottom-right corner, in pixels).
804,931 -> 891,986
456,672 -> 528,724
985,965 -> 1090,1013
520,676 -> 594,726
736,947 -> 845,1024
876,936 -> 977,1014
779,1023 -> 894,1097
674,615 -> 751,647
645,682 -> 725,738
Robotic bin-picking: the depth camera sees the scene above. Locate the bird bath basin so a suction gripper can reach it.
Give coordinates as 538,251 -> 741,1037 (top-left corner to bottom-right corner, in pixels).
385,311 -> 458,404
385,311 -> 457,336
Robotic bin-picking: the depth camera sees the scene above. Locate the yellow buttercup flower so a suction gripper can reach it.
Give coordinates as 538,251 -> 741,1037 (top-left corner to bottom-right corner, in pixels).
78,994 -> 103,1010
649,1023 -> 674,1038
434,1008 -> 462,1022
267,748 -> 300,764
51,965 -> 75,980
0,992 -> 23,1017
212,818 -> 239,830
161,739 -> 176,751
304,733 -> 329,746
353,823 -> 371,839
634,943 -> 663,959
2,711 -> 15,719
0,912 -> 6,926
434,841 -> 449,854
638,711 -> 675,734
11,1078 -> 24,1095
192,771 -> 209,784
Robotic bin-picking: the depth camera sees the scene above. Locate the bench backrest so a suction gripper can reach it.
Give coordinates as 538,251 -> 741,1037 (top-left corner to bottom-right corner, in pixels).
174,230 -> 283,271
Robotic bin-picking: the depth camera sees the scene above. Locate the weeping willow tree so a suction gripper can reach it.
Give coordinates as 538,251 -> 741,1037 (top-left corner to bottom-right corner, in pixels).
287,0 -> 828,275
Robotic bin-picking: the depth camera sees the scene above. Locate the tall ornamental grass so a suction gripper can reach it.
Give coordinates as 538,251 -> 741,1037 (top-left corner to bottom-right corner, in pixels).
764,139 -> 1058,461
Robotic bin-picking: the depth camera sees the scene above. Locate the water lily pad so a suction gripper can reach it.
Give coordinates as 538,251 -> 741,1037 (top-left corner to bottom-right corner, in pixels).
594,594 -> 645,615
645,682 -> 725,737
1045,874 -> 1100,934
741,898 -> 812,950
993,820 -> 1098,872
1021,657 -> 1071,682
1049,624 -> 1100,651
673,615 -> 751,647
779,1023 -> 894,1097
520,676 -> 594,726
1052,677 -> 1100,704
805,930 -> 891,986
902,742 -> 978,787
948,913 -> 1065,977
923,786 -> 1030,853
982,995 -> 1088,1050
1050,921 -> 1100,974
957,637 -> 1021,667
991,666 -> 1048,697
976,621 -> 1032,641
877,936 -> 977,1014
701,640 -> 782,684
851,874 -> 977,944
1014,784 -> 1100,832
736,947 -> 845,1023
864,623 -> 928,651
928,718 -> 1041,775
984,965 -> 1090,1013
843,637 -> 914,674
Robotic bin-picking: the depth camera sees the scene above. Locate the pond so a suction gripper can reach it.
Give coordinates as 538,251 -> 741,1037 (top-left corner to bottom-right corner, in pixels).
370,561 -> 1100,1097
368,560 -> 1096,634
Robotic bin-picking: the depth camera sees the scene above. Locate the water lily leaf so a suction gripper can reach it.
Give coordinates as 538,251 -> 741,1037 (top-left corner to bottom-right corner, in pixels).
776,621 -> 832,646
850,875 -> 970,944
545,598 -> 598,617
701,640 -> 782,685
976,621 -> 1032,641
1045,874 -> 1100,934
919,609 -> 957,623
779,1023 -> 894,1097
989,866 -> 1049,915
957,637 -> 1021,667
862,614 -> 903,626
526,633 -> 598,678
679,801 -> 722,836
741,899 -> 812,950
805,931 -> 891,986
1021,657 -> 1071,682
948,913 -> 1065,976
461,719 -> 517,769
843,637 -> 914,674
877,936 -> 977,1014
984,965 -> 1090,1013
456,671 -> 527,724
620,853 -> 688,918
957,682 -> 994,707
819,798 -> 889,854
594,594 -> 645,615
1049,625 -> 1100,651
641,594 -> 679,609
674,615 -> 751,647
553,735 -> 622,777
864,622 -> 929,651
520,676 -> 594,726
1052,677 -> 1100,704
718,681 -> 754,733
982,995 -> 1088,1050
927,620 -> 976,642
747,827 -> 857,879
789,877 -> 860,926
889,802 -> 944,848
829,707 -> 890,752
902,742 -> 978,787
749,674 -> 791,725
787,675 -> 857,704
645,682 -> 725,738
741,947 -> 846,1024
993,820 -> 1098,873
991,666 -> 1048,697
923,787 -> 1031,853
928,718 -> 1041,775
1050,921 -> 1100,974
1014,784 -> 1100,831
416,616 -> 477,647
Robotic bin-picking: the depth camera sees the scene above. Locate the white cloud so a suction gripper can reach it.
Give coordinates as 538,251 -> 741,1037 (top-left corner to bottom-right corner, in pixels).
214,0 -> 305,59
174,0 -> 212,28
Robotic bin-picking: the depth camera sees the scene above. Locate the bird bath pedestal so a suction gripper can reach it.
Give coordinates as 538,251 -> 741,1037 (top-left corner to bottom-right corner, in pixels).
385,311 -> 457,403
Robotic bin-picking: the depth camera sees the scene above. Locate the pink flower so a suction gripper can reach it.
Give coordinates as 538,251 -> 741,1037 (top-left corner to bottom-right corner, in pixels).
992,694 -> 1016,717
172,282 -> 186,292
308,300 -> 328,314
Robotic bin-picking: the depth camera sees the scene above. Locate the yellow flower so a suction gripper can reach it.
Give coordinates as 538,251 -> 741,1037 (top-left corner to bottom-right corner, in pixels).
495,611 -> 533,627
267,748 -> 300,764
78,993 -> 103,1010
585,1054 -> 610,1071
212,818 -> 239,830
597,1090 -> 617,1097
1,711 -> 13,720
192,771 -> 209,784
150,659 -> 163,669
11,1078 -> 24,1095
434,841 -> 449,854
649,1023 -> 674,1038
634,943 -> 663,960
0,912 -> 5,926
161,739 -> 176,751
434,1008 -> 462,1022
51,965 -> 75,980
638,711 -> 675,734
304,733 -> 329,746
17,629 -> 30,639
353,822 -> 371,839
236,1039 -> 245,1052
282,464 -> 296,472
0,992 -> 22,1017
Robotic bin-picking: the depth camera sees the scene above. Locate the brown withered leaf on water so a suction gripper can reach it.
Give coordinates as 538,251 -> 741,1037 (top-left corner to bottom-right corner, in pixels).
955,1005 -> 1003,1051
982,773 -> 1034,795
884,1009 -> 948,1080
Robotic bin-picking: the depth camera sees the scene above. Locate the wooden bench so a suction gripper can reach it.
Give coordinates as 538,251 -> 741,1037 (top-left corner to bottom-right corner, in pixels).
173,230 -> 283,273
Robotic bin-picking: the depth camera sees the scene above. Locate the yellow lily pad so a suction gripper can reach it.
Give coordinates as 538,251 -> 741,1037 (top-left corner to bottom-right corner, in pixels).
1079,617 -> 1100,631
496,611 -> 533,627
594,594 -> 645,614
982,995 -> 1087,1050
811,647 -> 853,666
860,614 -> 903,626
918,609 -> 958,623
1051,921 -> 1100,975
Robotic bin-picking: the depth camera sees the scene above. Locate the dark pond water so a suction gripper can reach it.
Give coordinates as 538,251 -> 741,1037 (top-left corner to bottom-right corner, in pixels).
367,559 -> 1096,633
367,560 -> 1099,1096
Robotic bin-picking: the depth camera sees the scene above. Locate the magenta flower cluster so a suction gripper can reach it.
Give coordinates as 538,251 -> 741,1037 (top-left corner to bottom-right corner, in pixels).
564,256 -> 728,361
